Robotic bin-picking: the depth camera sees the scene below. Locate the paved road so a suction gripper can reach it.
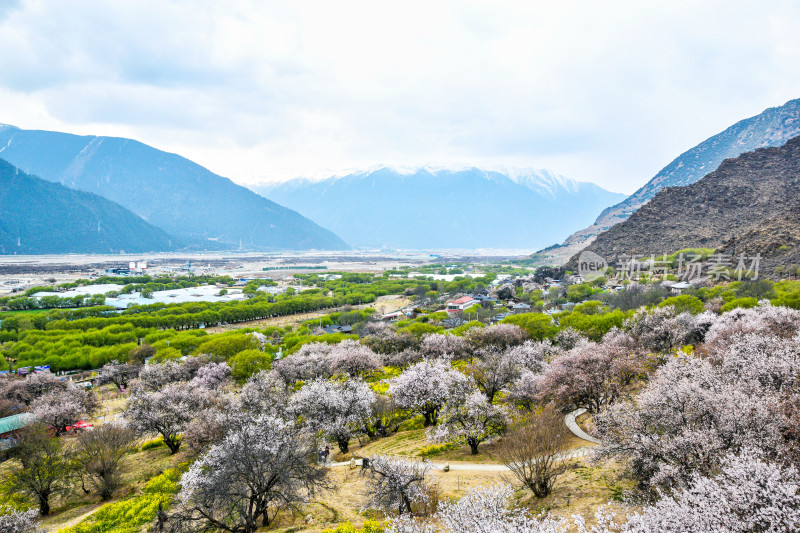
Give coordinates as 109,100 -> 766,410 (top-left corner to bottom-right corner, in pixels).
329,409 -> 600,471
564,408 -> 601,444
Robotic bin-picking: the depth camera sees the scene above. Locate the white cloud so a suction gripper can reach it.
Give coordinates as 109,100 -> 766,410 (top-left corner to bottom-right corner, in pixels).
1,0 -> 799,193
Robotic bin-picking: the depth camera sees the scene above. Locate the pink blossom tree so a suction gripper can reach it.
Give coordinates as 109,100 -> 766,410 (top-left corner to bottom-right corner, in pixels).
420,333 -> 472,360
465,324 -> 527,350
189,362 -> 232,390
329,339 -> 383,376
97,361 -> 140,391
534,332 -> 645,414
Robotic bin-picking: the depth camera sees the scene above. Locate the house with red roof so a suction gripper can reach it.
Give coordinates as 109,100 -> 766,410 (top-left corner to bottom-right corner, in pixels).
446,296 -> 478,313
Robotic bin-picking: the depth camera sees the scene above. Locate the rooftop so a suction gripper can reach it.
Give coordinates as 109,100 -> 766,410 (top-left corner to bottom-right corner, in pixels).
0,413 -> 36,435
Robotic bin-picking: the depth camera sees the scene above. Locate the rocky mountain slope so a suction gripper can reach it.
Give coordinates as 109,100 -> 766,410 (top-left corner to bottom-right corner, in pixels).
0,125 -> 348,251
547,98 -> 800,263
253,167 -> 625,250
568,136 -> 800,278
0,159 -> 177,254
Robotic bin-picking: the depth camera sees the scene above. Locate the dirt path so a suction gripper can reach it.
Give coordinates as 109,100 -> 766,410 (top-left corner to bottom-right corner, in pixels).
330,445 -> 593,472
42,502 -> 105,532
205,296 -> 410,334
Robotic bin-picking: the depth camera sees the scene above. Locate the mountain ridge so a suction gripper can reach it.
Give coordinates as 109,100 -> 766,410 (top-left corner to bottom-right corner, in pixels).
0,125 -> 349,251
0,158 -> 178,254
566,135 -> 800,279
546,97 -> 800,263
253,167 -> 625,250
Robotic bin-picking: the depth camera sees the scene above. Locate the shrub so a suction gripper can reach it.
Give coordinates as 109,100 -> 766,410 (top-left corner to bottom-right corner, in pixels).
140,436 -> 167,451
61,469 -> 180,533
720,297 -> 758,313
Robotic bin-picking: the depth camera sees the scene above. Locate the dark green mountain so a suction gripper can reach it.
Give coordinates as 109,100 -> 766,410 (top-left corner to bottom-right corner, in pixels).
0,159 -> 177,254
0,125 -> 348,251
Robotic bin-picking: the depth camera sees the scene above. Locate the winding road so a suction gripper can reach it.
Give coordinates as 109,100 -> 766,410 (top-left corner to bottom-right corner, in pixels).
330,408 -> 600,471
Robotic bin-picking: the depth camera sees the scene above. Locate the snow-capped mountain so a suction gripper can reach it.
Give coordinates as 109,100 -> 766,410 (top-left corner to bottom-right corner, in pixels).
253,167 -> 625,250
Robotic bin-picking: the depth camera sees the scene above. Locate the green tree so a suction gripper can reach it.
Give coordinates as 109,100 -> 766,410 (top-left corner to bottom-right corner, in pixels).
501,313 -> 557,341
11,423 -> 72,515
229,349 -> 274,382
658,294 -> 704,315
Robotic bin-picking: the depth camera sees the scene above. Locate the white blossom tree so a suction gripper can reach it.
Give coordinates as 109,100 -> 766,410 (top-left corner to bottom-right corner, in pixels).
183,393 -> 242,454
703,302 -> 800,348
623,306 -> 708,355
136,359 -> 200,391
466,347 -> 531,402
0,505 -> 43,533
365,455 -> 432,516
248,331 -> 269,348
272,343 -> 333,384
596,353 -> 783,493
385,484 -> 568,533
429,391 -> 508,454
289,377 -> 376,453
97,361 -> 141,390
465,324 -> 527,350
619,449 -> 800,532
389,360 -> 474,426
237,370 -> 289,417
17,371 -> 69,405
125,383 -> 208,454
167,416 -> 328,532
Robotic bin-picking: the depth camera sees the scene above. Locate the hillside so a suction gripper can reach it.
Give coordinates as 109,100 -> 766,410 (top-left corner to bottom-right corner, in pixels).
0,125 -> 348,251
254,167 -> 625,250
546,97 -> 800,263
569,135 -> 800,278
0,159 -> 177,254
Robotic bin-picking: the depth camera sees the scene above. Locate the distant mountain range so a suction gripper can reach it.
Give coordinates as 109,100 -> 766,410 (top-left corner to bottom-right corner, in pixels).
547,98 -> 800,263
0,124 -> 348,251
253,167 -> 626,250
568,135 -> 800,279
0,159 -> 176,254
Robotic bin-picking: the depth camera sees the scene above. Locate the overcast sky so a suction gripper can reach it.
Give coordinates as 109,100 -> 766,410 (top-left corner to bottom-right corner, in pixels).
1,1 -> 799,193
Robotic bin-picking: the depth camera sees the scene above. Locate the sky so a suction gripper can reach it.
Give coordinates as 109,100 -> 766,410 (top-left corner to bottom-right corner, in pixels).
1,1 -> 799,194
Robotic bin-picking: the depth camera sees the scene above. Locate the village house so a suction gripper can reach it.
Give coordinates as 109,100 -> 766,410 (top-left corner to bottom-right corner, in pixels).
446,296 -> 478,313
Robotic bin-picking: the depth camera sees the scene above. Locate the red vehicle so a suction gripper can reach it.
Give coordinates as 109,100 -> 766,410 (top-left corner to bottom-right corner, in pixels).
65,421 -> 93,434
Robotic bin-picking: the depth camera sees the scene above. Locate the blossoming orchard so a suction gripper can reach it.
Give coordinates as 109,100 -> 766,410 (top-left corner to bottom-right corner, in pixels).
2,266 -> 800,532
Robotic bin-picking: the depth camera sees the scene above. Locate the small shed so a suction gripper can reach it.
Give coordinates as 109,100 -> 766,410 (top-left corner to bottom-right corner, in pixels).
0,413 -> 36,440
